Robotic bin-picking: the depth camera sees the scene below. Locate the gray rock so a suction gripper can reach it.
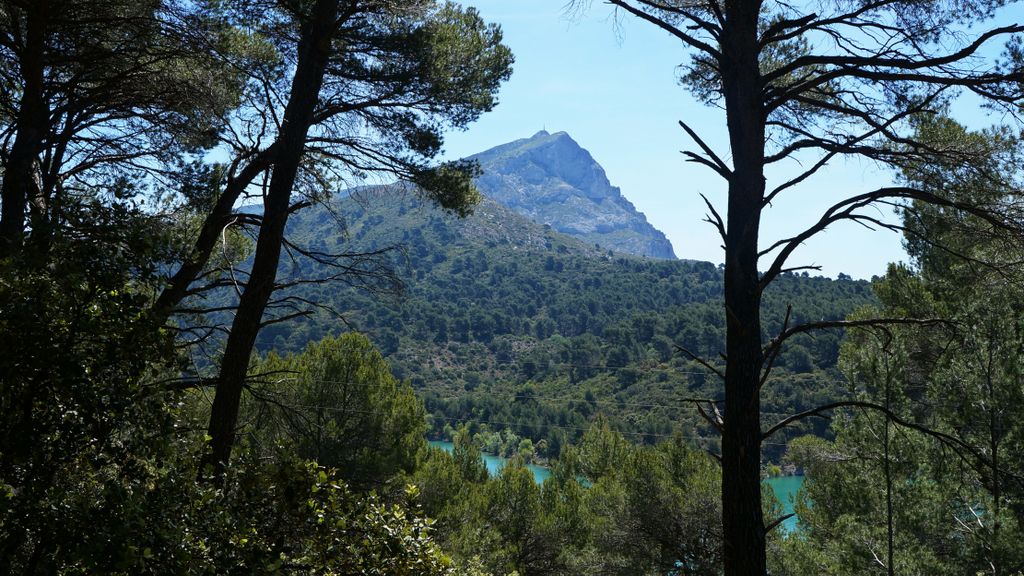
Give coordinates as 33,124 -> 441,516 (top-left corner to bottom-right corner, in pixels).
469,130 -> 677,259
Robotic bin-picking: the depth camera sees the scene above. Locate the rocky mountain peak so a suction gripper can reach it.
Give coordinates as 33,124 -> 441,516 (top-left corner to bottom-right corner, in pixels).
468,131 -> 677,259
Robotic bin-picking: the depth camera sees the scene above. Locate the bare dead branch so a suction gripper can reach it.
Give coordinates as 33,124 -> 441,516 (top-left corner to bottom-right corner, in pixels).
674,342 -> 725,380
758,304 -> 791,390
700,192 -> 727,243
759,186 -> 1022,290
764,317 -> 948,361
606,0 -> 722,59
680,120 -> 731,177
765,513 -> 796,535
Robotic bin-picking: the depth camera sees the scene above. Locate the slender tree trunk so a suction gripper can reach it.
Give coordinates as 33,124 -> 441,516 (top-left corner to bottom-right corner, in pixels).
200,0 -> 339,479
0,3 -> 48,259
986,346 -> 1001,576
884,360 -> 894,576
720,2 -> 768,574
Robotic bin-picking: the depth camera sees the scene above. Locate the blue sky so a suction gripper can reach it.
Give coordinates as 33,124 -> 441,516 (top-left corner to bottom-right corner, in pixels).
442,1 -> 1023,279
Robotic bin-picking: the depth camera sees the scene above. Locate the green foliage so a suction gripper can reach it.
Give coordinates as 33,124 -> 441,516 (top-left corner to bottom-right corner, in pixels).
0,228 -> 179,573
0,275 -> 458,574
6,448 -> 455,576
412,160 -> 484,218
252,193 -> 875,462
0,2 -> 542,575
207,0 -> 512,201
0,230 -> 456,575
412,423 -> 721,576
0,0 -> 246,257
414,437 -> 574,575
246,333 -> 427,490
180,457 -> 455,576
183,0 -> 514,476
779,428 -> 1009,574
451,427 -> 491,484
570,422 -> 722,575
778,119 -> 1024,575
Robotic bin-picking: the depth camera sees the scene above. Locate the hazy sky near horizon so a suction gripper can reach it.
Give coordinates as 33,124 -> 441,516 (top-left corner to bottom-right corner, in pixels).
441,1 -> 1023,280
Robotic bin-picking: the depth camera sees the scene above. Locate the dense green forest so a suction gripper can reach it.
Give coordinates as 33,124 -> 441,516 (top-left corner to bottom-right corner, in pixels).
245,191 -> 875,462
3,1 -> 1024,575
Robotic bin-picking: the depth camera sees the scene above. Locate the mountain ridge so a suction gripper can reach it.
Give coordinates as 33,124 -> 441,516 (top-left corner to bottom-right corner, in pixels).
468,130 -> 677,259
254,188 -> 875,461
220,133 -> 875,459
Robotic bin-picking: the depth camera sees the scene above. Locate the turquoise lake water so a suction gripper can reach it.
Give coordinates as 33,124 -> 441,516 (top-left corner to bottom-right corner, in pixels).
428,439 -> 804,533
765,475 -> 804,533
428,440 -> 552,483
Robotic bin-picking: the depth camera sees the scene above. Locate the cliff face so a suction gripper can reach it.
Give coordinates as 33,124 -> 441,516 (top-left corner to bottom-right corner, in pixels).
470,130 -> 677,259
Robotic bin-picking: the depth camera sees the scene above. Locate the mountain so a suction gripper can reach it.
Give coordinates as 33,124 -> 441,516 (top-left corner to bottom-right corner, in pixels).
247,187 -> 875,461
469,130 -> 677,259
212,136 -> 874,461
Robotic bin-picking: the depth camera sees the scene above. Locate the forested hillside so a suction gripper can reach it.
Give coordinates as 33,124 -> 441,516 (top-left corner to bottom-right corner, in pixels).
5,0 -> 1024,574
252,188 -> 875,460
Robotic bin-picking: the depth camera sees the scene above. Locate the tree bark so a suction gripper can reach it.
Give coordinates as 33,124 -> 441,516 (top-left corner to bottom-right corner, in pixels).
0,2 -> 49,259
720,2 -> 768,574
200,0 -> 339,479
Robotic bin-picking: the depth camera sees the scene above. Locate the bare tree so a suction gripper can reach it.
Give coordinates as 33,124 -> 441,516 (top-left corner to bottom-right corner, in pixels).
570,1 -> 1024,573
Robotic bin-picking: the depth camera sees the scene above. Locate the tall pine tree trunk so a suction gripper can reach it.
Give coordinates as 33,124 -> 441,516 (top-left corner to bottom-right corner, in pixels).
720,2 -> 768,573
201,0 -> 339,479
720,168 -> 767,576
0,3 -> 48,259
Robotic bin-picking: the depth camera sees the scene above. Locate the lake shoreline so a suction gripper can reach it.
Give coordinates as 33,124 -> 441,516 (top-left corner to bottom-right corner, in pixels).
428,438 -> 804,534
427,439 -> 552,483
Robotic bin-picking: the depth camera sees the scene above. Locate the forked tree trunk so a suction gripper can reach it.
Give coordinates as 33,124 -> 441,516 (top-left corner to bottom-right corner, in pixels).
150,146 -> 276,323
201,0 -> 339,479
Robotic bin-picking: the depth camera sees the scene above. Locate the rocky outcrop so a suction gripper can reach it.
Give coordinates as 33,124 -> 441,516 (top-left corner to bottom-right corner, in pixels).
469,130 -> 677,259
